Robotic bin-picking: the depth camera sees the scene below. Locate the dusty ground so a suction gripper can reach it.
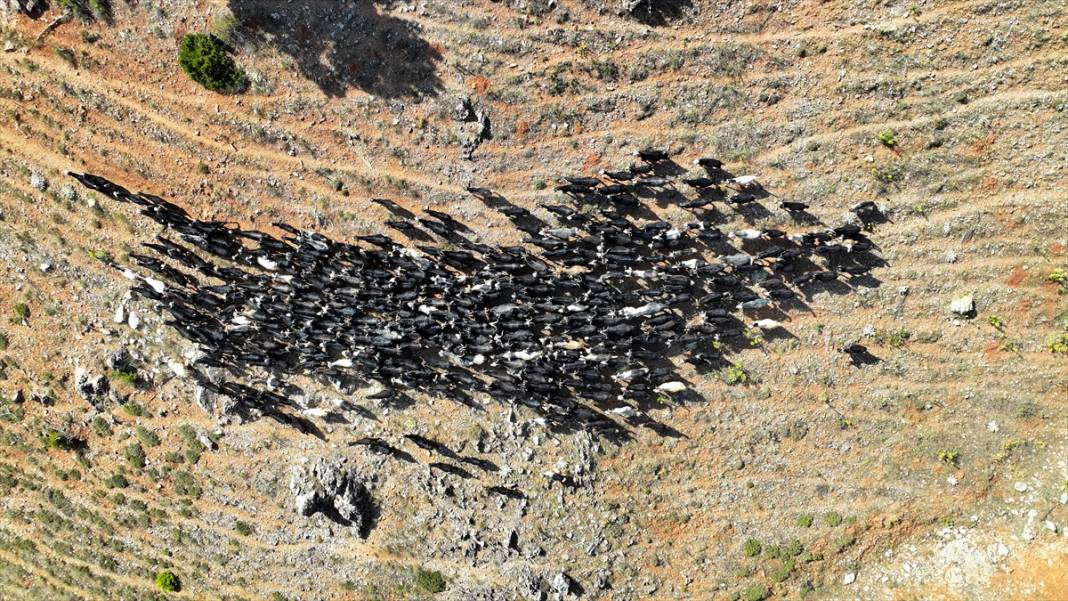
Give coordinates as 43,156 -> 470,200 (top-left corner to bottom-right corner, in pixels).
0,0 -> 1066,599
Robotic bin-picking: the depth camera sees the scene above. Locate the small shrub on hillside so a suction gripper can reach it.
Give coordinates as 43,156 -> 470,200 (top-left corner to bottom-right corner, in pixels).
874,328 -> 910,348
938,449 -> 959,465
1047,268 -> 1067,292
824,512 -> 843,527
110,369 -> 137,387
121,402 -> 144,416
986,314 -> 1005,332
0,332 -> 8,350
742,583 -> 770,601
155,570 -> 180,592
92,417 -> 112,437
725,364 -> 748,385
1045,333 -> 1068,354
877,130 -> 898,147
124,443 -> 146,469
797,514 -> 814,528
13,302 -> 29,321
43,429 -> 72,450
234,521 -> 254,536
742,538 -> 762,557
414,568 -> 446,593
135,426 -> 160,447
178,33 -> 247,93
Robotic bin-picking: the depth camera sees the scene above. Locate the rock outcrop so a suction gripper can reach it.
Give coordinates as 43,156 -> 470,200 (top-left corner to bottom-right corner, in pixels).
290,458 -> 376,537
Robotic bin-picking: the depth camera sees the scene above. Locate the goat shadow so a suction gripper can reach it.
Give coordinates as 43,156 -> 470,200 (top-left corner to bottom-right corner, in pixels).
228,0 -> 442,98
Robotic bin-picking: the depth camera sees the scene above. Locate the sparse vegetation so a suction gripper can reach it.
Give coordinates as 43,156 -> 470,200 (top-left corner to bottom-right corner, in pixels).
878,130 -> 898,147
939,449 -> 960,465
797,514 -> 813,528
874,328 -> 911,348
235,521 -> 254,536
42,429 -> 72,450
177,33 -> 247,94
1048,268 -> 1067,293
110,368 -> 137,387
987,314 -> 1005,332
824,512 -> 843,527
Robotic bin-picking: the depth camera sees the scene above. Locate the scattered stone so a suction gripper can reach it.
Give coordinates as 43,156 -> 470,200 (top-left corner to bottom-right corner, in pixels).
898,285 -> 909,296
1013,481 -> 1028,492
949,295 -> 976,318
29,172 -> 48,191
38,262 -> 51,273
74,367 -> 110,409
944,249 -> 958,263
987,421 -> 999,433
550,572 -> 576,595
127,312 -> 141,330
843,572 -> 856,585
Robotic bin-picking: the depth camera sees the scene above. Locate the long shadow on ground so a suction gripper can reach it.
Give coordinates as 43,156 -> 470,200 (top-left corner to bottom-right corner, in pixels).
228,0 -> 442,98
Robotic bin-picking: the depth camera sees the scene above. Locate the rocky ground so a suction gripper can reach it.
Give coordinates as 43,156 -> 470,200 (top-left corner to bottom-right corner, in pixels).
0,0 -> 1065,600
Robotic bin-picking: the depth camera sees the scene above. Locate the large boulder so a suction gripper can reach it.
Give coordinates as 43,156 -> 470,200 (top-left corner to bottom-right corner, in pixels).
289,458 -> 375,537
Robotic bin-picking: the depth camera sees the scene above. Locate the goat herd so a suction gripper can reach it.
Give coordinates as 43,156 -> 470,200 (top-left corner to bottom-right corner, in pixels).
70,150 -> 883,442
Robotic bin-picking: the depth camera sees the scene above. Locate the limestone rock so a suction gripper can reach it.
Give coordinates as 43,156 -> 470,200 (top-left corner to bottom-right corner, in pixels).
949,294 -> 976,318
289,458 -> 375,537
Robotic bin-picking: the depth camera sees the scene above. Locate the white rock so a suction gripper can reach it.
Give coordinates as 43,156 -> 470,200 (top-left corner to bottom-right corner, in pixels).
1044,520 -> 1058,533
843,572 -> 856,585
949,295 -> 975,317
987,421 -> 999,433
167,361 -> 186,378
1013,481 -> 1028,492
113,304 -> 126,324
945,249 -> 958,263
127,313 -> 140,330
38,262 -> 51,273
947,475 -> 958,486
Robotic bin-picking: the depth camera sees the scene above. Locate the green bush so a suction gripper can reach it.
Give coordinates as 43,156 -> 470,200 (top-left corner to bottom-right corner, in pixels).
0,331 -> 8,350
155,570 -> 180,592
43,430 -> 71,450
878,129 -> 898,147
110,369 -> 137,387
178,33 -> 247,93
824,511 -> 843,527
742,583 -> 770,601
92,417 -> 112,437
13,303 -> 29,321
121,402 -> 144,416
234,521 -> 254,536
124,443 -> 146,469
797,514 -> 813,528
415,568 -> 446,593
135,426 -> 160,447
742,538 -> 762,557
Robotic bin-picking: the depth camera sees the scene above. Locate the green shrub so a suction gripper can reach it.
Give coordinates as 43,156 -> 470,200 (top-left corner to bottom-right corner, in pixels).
234,521 -> 254,536
121,402 -> 144,416
742,538 -> 762,557
105,473 -> 129,489
43,430 -> 71,450
0,332 -> 8,350
135,426 -> 160,447
824,512 -> 843,527
874,328 -> 911,348
13,303 -> 29,321
770,558 -> 795,582
742,583 -> 770,601
124,443 -> 146,469
155,570 -> 180,592
1047,333 -> 1068,354
92,417 -> 112,437
797,514 -> 813,528
1047,268 -> 1067,292
878,129 -> 898,147
986,315 -> 1005,331
414,568 -> 446,593
110,369 -> 137,387
178,33 -> 247,93
725,364 -> 748,385
938,449 -> 959,465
